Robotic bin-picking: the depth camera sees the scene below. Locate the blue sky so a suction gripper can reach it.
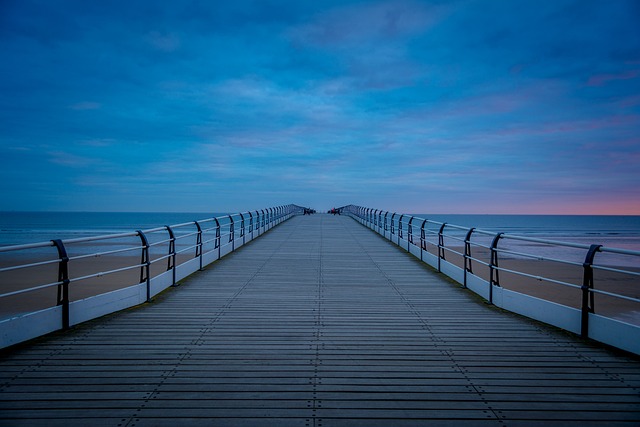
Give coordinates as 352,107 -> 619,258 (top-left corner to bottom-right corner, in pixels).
1,0 -> 639,214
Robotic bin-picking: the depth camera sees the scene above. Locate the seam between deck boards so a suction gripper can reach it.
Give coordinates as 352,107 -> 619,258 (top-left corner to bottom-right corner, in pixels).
120,219 -> 308,427
340,217 -> 506,424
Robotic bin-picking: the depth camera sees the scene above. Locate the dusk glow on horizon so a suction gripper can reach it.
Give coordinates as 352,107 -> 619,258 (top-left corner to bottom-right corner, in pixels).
1,1 -> 639,214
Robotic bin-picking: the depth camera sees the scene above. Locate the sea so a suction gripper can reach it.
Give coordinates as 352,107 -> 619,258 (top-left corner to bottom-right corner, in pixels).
411,214 -> 640,252
0,211 -> 639,266
0,212 -> 227,247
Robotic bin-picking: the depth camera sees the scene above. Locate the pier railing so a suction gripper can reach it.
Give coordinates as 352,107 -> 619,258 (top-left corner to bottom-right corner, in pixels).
343,204 -> 640,355
0,204 -> 304,348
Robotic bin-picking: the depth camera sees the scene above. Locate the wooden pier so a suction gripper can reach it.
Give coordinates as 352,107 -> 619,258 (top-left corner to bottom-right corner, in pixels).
1,214 -> 639,426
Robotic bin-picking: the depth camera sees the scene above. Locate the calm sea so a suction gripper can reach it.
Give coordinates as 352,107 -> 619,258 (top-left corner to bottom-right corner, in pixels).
1,211 -> 639,256
412,214 -> 640,252
0,212 -> 225,247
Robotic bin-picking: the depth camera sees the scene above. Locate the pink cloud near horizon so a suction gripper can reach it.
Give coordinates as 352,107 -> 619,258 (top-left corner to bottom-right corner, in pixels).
587,69 -> 640,87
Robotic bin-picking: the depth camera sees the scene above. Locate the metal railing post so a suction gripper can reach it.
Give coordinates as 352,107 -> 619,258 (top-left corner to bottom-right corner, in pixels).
390,213 -> 396,237
398,214 -> 404,243
261,209 -> 266,231
420,219 -> 427,261
165,225 -> 177,286
194,221 -> 204,271
408,217 -> 414,251
437,223 -> 447,272
463,228 -> 475,289
228,215 -> 235,251
248,212 -> 254,240
239,213 -> 246,245
137,231 -> 151,302
253,209 -> 260,232
52,239 -> 70,330
384,212 -> 389,233
581,244 -> 602,338
489,232 -> 504,304
214,218 -> 221,260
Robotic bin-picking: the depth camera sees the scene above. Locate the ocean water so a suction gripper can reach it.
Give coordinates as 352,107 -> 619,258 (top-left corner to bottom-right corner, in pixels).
411,214 -> 640,252
0,211 -> 639,247
0,212 -> 227,247
0,212 -> 639,266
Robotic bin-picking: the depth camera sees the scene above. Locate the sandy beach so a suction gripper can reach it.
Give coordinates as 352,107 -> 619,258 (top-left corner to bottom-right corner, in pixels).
0,252 -> 194,318
1,242 -> 639,326
432,244 -> 640,325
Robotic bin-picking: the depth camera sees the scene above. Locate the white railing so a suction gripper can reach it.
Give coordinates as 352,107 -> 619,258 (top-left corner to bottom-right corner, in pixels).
343,205 -> 640,356
0,204 -> 306,349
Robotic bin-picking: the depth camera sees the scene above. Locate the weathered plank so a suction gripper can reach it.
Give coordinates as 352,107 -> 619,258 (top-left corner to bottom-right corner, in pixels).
1,214 -> 639,427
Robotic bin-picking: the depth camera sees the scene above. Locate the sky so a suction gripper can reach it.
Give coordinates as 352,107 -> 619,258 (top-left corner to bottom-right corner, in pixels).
1,0 -> 639,214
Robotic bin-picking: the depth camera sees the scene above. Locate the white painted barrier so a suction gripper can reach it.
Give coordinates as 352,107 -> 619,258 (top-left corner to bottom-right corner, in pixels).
0,206 -> 301,349
345,205 -> 640,356
0,307 -> 63,349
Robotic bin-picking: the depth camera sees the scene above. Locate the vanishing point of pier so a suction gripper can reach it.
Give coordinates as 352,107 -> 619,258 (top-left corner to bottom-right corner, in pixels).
1,214 -> 639,426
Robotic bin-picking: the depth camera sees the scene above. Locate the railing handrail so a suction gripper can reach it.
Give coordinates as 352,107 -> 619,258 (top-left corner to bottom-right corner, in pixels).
342,204 -> 640,355
0,204 -> 307,347
361,210 -> 640,257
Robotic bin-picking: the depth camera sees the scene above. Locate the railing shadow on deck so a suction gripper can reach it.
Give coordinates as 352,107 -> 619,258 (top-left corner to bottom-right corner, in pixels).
342,204 -> 640,356
0,204 -> 305,349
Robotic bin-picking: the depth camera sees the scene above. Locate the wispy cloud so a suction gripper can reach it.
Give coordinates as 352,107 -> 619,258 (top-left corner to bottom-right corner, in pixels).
587,69 -> 640,87
145,31 -> 181,52
288,0 -> 444,47
47,151 -> 99,168
0,1 -> 639,213
69,101 -> 101,110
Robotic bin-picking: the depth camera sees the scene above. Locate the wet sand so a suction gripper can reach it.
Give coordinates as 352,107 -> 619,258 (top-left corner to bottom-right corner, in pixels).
1,244 -> 639,326
433,244 -> 640,325
0,252 -> 194,318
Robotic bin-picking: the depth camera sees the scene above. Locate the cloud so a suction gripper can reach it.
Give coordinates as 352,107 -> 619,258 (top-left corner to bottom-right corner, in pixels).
145,31 -> 181,52
283,1 -> 446,92
47,151 -> 99,168
205,76 -> 358,133
1,1 -> 639,214
288,0 -> 444,47
587,69 -> 640,87
69,101 -> 101,110
78,139 -> 116,147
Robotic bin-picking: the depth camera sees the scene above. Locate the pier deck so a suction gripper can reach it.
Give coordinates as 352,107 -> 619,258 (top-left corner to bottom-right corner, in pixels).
1,214 -> 639,426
